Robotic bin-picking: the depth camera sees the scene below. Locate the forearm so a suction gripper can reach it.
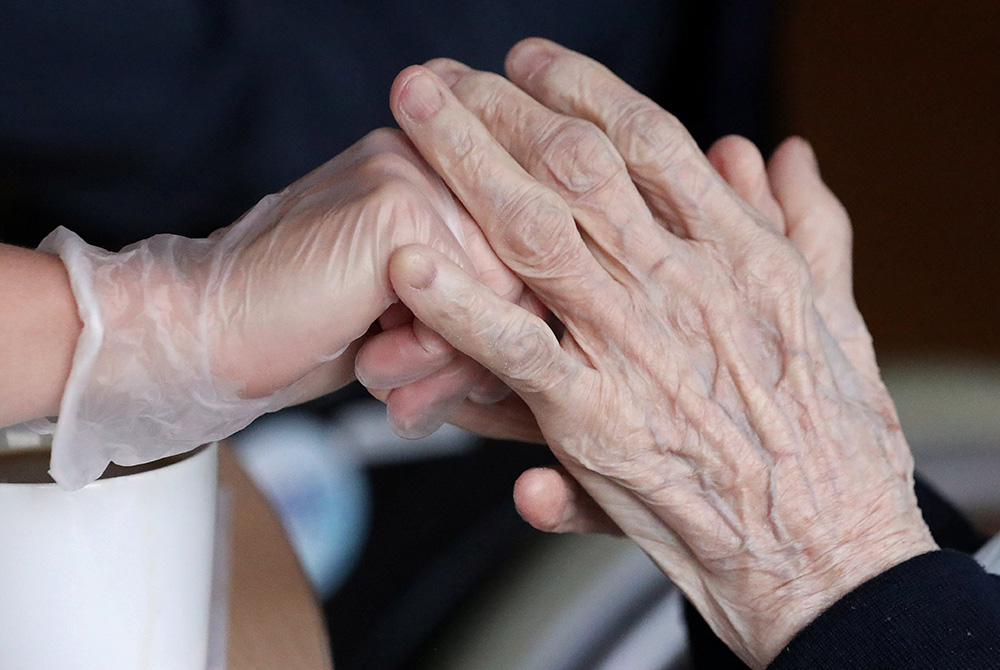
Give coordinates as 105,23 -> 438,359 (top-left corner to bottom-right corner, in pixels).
0,243 -> 82,426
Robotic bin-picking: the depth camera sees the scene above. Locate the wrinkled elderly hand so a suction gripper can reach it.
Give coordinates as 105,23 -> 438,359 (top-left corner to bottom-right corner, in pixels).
382,40 -> 937,667
511,134 -> 883,537
40,128 -> 524,488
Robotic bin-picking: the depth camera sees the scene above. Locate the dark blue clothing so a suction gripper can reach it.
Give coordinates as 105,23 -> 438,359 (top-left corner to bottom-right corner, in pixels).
688,477 -> 1000,670
0,0 -> 773,251
772,550 -> 1000,669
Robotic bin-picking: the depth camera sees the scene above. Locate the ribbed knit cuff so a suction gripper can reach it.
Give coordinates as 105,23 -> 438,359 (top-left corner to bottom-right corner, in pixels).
769,550 -> 1000,669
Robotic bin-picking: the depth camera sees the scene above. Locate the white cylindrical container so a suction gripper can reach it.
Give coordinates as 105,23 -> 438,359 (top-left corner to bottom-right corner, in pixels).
0,435 -> 217,670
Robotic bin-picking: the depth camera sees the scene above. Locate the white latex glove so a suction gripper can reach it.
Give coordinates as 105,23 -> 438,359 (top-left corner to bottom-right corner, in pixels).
35,128 -> 523,489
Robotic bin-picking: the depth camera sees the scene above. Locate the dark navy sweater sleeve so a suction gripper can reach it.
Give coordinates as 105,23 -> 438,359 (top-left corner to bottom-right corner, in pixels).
769,550 -> 1000,669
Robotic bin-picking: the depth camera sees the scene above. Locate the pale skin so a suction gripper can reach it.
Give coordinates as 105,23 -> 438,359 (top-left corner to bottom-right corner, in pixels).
491,132 -> 892,538
370,38 -> 938,667
0,243 -> 82,425
192,127 -> 525,421
359,127 -> 875,539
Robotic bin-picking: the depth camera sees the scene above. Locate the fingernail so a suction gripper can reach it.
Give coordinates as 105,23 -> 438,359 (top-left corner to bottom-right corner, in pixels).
424,59 -> 466,88
468,382 -> 510,404
356,367 -> 423,390
388,404 -> 448,439
506,40 -> 554,82
403,249 -> 438,290
400,72 -> 443,121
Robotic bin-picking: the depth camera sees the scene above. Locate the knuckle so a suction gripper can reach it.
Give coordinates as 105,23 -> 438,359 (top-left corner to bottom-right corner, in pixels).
612,98 -> 693,170
359,175 -> 436,232
448,123 -> 488,175
497,186 -> 579,271
356,151 -> 425,186
361,127 -> 408,151
726,139 -> 767,182
368,174 -> 423,209
752,242 -> 814,299
670,159 -> 725,219
493,318 -> 565,393
453,70 -> 512,114
537,117 -> 627,197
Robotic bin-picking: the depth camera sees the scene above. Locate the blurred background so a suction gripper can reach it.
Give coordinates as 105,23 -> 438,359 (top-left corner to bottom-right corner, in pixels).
777,1 -> 1000,536
1,1 -> 998,668
781,2 -> 1000,360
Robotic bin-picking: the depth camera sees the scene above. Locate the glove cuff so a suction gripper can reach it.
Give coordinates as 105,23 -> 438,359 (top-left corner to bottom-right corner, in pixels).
36,227 -> 290,489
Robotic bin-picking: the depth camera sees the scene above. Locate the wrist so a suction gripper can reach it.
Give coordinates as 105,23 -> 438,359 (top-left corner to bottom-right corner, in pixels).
0,244 -> 82,425
750,526 -> 938,667
35,228 -> 287,488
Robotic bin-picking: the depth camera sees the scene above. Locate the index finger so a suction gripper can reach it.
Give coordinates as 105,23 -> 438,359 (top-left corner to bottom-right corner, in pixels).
390,65 -> 624,323
505,39 -> 755,245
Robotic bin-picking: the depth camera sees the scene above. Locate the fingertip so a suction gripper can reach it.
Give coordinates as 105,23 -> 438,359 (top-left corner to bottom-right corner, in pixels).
704,135 -> 787,229
513,468 -> 568,532
386,396 -> 448,439
353,355 -> 378,390
768,136 -> 852,253
785,135 -> 815,159
366,386 -> 390,403
391,66 -> 446,123
706,134 -> 757,166
384,355 -> 483,439
389,245 -> 439,292
506,37 -> 553,60
390,64 -> 426,104
706,135 -> 765,182
769,136 -> 819,178
387,416 -> 440,440
468,377 -> 512,404
505,37 -> 557,82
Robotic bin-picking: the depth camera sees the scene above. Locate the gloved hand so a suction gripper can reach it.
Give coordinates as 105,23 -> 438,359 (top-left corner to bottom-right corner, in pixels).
37,128 -> 524,489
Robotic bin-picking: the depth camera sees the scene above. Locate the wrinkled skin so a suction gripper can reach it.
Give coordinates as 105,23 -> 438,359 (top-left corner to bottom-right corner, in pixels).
511,133 -> 886,537
376,39 -> 937,667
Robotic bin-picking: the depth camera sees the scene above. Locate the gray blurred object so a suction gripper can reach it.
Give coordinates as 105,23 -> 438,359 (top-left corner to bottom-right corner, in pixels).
0,423 -> 47,451
884,358 -> 1000,519
422,534 -> 690,670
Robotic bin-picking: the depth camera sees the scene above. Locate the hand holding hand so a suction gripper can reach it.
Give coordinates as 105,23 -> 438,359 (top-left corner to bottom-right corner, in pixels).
382,40 -> 936,667
41,129 -> 524,487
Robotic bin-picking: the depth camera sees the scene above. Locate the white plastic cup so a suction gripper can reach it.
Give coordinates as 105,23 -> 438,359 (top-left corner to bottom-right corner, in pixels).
0,437 -> 218,670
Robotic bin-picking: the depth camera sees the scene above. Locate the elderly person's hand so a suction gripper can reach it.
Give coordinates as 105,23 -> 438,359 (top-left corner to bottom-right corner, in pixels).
378,39 -> 938,667
358,132 -> 862,537
37,128 -> 528,487
356,133 -> 863,537
509,133 -> 885,537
